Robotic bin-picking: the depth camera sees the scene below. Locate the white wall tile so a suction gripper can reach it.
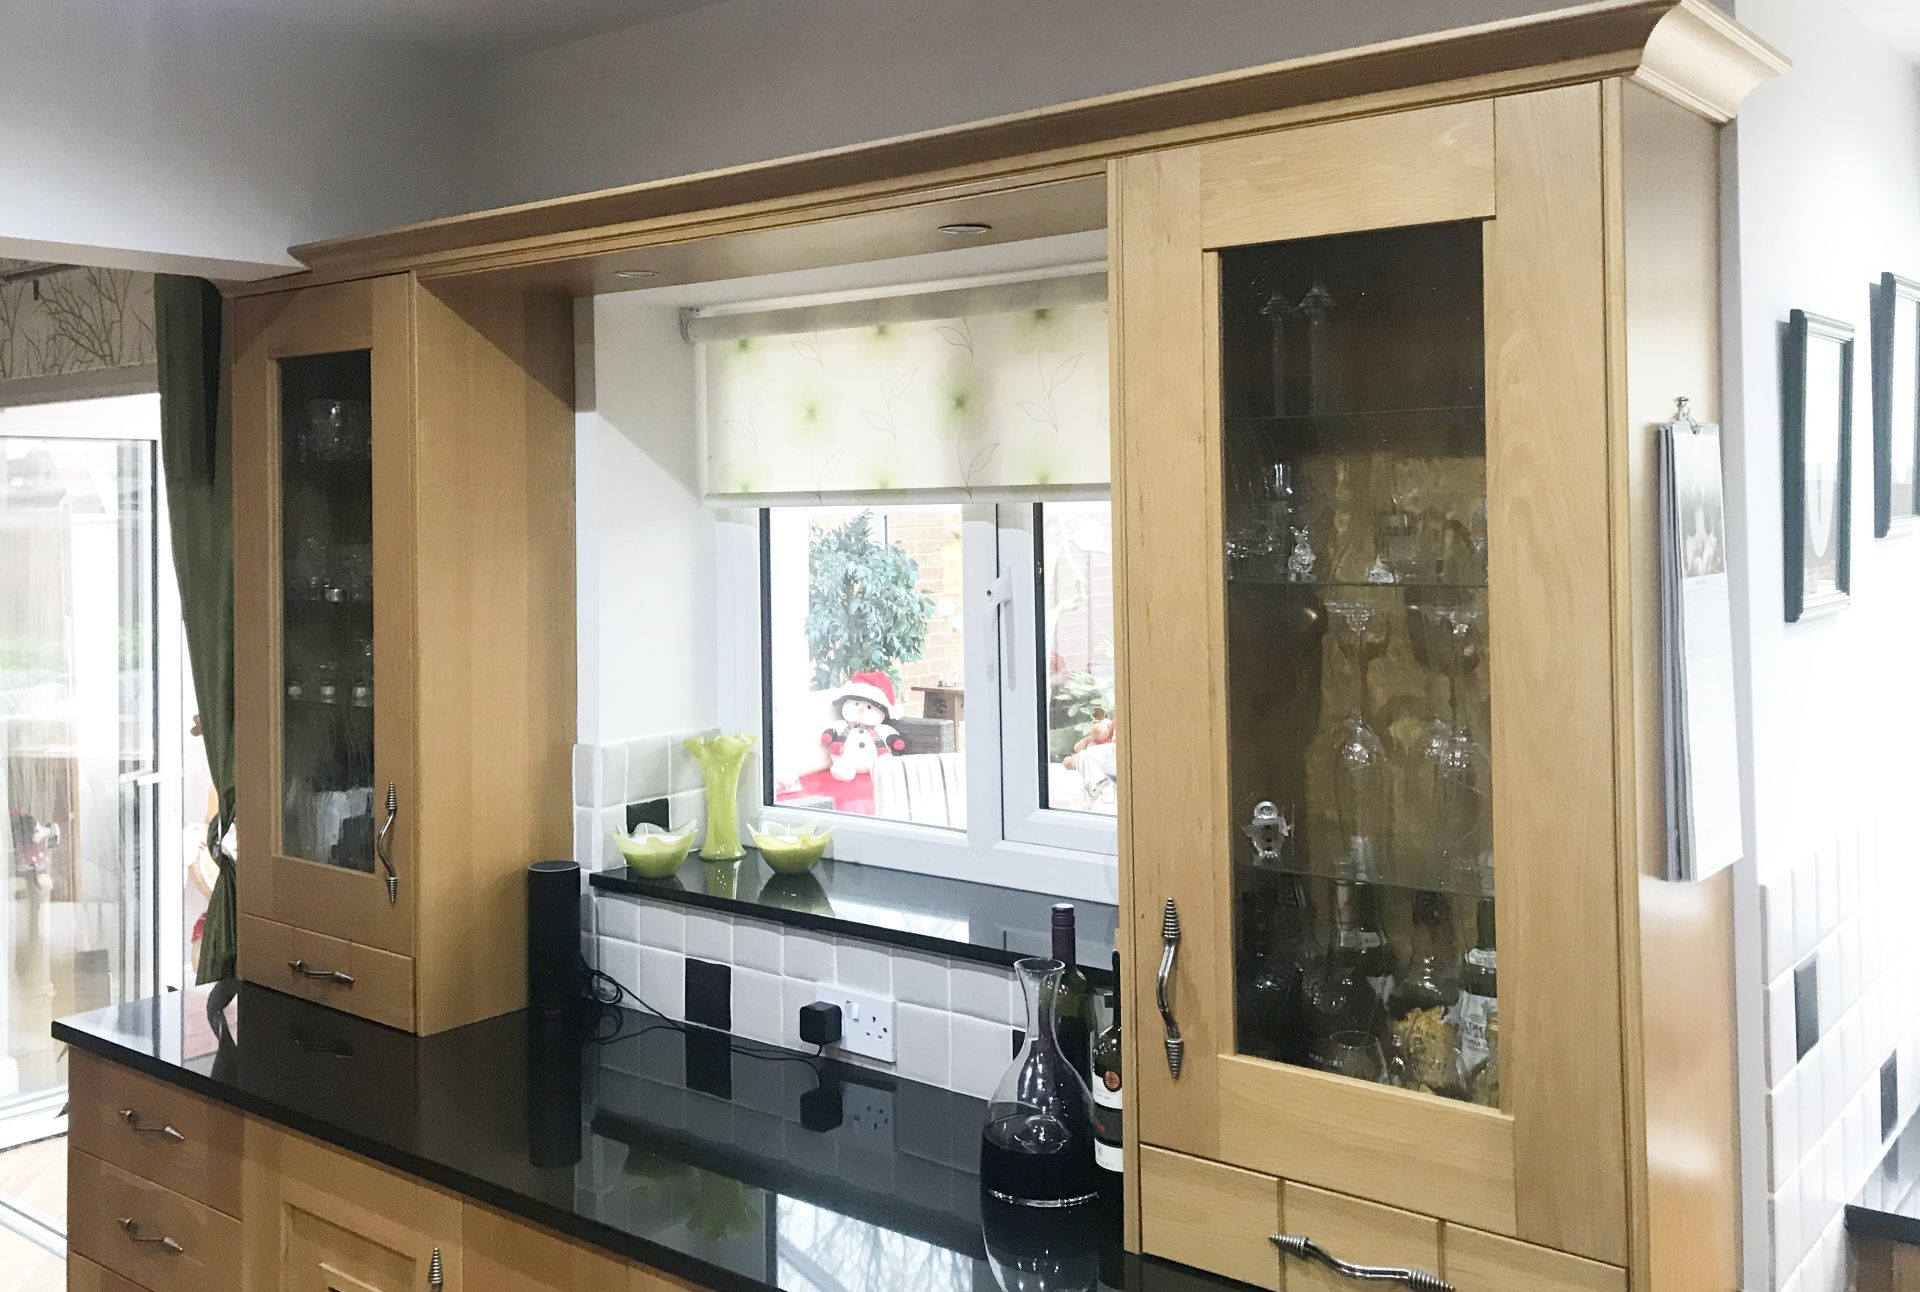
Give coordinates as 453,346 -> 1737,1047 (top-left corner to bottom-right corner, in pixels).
1771,1177 -> 1801,1289
952,961 -> 1016,1024
636,901 -> 685,951
573,744 -> 596,810
636,946 -> 686,1019
1792,858 -> 1819,965
784,929 -> 835,982
893,950 -> 950,1010
1767,972 -> 1799,1080
734,917 -> 783,975
574,807 -> 600,870
686,910 -> 732,961
668,789 -> 707,838
780,977 -> 815,1051
1814,838 -> 1841,941
1815,939 -> 1842,1041
626,736 -> 670,801
897,1003 -> 952,1088
600,806 -> 627,872
733,967 -> 784,1045
951,1013 -> 1012,1099
1763,877 -> 1795,981
837,939 -> 892,995
600,896 -> 641,944
598,936 -> 641,995
1770,1073 -> 1800,1188
597,743 -> 628,808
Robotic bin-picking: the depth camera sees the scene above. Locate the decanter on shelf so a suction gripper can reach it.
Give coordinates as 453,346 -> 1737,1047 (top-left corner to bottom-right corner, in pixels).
980,958 -> 1101,1208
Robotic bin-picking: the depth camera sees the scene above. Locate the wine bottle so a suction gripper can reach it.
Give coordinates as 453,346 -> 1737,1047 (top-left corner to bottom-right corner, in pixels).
1451,896 -> 1498,1097
1306,882 -> 1387,1047
1388,891 -> 1463,1096
1091,951 -> 1123,1175
1050,903 -> 1094,1082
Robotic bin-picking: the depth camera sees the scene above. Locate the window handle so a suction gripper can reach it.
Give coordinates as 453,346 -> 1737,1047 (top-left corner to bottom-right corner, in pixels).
982,572 -> 1016,690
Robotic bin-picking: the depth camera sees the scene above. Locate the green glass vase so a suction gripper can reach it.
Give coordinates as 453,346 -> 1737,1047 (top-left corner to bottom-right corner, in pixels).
686,732 -> 756,861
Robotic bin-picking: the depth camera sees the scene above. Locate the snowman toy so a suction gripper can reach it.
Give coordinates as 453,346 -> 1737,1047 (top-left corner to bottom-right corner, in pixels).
821,671 -> 909,782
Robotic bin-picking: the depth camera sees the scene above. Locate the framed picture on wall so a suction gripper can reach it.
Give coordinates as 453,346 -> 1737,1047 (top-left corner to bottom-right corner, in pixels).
1783,308 -> 1853,621
1871,272 -> 1920,536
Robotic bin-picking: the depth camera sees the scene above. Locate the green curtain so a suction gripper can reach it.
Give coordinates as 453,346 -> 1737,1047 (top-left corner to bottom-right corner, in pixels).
155,275 -> 237,983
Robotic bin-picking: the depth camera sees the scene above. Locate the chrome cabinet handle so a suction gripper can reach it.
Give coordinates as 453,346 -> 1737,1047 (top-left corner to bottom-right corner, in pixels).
120,1217 -> 185,1254
377,782 -> 398,904
118,1109 -> 185,1142
289,959 -> 355,986
1156,898 -> 1184,1078
1272,1234 -> 1452,1291
429,1246 -> 444,1287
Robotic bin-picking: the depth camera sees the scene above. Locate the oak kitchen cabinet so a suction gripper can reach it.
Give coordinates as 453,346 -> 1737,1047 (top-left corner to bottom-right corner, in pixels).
1112,29 -> 1777,1292
231,275 -> 575,1033
201,3 -> 1784,1288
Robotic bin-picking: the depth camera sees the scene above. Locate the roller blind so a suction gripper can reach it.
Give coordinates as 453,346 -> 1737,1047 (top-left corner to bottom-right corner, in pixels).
694,273 -> 1108,504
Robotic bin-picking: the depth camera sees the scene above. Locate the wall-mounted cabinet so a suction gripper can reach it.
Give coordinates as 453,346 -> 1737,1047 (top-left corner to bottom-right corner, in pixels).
233,274 -> 575,1034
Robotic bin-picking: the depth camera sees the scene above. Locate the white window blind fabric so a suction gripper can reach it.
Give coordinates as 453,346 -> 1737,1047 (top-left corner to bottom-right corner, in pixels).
693,273 -> 1109,504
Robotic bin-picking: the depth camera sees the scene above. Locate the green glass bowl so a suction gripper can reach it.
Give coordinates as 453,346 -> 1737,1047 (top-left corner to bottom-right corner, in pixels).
615,824 -> 696,879
750,823 -> 832,874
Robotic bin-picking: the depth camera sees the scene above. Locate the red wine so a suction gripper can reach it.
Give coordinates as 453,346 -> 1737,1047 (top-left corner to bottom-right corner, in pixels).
981,1114 -> 1101,1207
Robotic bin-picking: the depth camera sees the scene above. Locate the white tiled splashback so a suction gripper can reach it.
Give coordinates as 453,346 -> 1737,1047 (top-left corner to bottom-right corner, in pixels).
574,736 -> 1025,1099
1760,810 -> 1919,1292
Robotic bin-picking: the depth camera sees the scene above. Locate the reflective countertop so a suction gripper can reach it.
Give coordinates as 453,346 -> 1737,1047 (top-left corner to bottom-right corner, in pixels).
55,983 -> 1246,1292
1849,1104 -> 1920,1247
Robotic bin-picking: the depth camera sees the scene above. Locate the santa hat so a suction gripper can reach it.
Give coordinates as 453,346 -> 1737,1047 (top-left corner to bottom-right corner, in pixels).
837,671 -> 897,718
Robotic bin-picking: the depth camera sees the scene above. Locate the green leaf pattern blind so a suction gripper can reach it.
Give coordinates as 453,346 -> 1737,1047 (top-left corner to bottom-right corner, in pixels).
695,274 -> 1109,503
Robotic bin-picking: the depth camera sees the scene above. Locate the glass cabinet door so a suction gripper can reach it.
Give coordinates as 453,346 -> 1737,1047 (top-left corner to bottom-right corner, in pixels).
1221,221 -> 1498,1106
1118,94 -> 1629,1261
277,352 -> 376,873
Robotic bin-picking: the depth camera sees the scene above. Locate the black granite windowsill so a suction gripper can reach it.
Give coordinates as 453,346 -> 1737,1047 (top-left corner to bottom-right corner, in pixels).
590,847 -> 1119,978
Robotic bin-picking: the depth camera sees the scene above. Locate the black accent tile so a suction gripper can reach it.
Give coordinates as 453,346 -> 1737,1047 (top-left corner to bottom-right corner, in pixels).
1011,1028 -> 1026,1057
686,958 -> 732,1032
626,796 -> 670,833
684,1029 -> 733,1100
1795,957 -> 1819,1060
1885,1053 -> 1901,1141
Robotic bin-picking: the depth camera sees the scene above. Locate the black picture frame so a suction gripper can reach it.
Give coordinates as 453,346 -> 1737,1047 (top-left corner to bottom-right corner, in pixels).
1783,309 -> 1853,621
1871,272 -> 1920,536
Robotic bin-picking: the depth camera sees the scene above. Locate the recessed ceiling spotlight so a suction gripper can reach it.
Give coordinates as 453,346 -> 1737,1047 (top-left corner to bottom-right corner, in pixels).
937,222 -> 994,237
612,268 -> 658,280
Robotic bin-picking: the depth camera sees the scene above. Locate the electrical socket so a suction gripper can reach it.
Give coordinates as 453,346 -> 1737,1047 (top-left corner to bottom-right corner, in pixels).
812,985 -> 895,1062
842,1082 -> 896,1155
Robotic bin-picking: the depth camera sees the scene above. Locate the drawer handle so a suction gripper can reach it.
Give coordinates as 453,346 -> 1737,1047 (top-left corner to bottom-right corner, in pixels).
289,959 -> 355,986
120,1217 -> 185,1254
118,1108 -> 185,1142
1156,898 -> 1184,1078
1272,1234 -> 1451,1291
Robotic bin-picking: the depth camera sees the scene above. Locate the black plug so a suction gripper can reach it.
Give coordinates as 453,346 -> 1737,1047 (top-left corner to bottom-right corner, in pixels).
798,1000 -> 843,1048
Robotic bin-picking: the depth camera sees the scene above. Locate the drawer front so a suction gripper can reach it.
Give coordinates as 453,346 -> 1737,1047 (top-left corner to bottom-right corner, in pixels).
68,1051 -> 244,1217
69,1149 -> 242,1292
1441,1225 -> 1627,1292
1139,1147 -> 1281,1290
241,913 -> 415,1030
66,1255 -> 148,1292
1281,1182 -> 1442,1292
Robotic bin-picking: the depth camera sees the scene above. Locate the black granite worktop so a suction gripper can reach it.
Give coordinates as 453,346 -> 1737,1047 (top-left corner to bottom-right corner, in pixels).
1849,1105 -> 1920,1246
591,848 -> 1120,976
56,983 -> 1247,1292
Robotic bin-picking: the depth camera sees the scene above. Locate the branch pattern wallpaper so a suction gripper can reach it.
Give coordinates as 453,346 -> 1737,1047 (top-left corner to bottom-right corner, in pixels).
0,259 -> 155,383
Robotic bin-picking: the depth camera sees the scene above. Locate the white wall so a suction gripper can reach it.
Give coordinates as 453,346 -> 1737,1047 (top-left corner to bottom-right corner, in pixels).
575,295 -> 718,745
1724,3 -> 1920,1289
0,0 -> 473,276
466,0 -> 1568,209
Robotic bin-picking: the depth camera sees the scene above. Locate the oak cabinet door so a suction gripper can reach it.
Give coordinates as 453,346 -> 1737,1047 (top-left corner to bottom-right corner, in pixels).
1116,86 -> 1627,1266
233,276 -> 417,967
242,1123 -> 458,1291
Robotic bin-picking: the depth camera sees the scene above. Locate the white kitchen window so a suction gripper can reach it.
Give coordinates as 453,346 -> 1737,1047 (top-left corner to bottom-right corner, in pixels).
716,499 -> 1119,902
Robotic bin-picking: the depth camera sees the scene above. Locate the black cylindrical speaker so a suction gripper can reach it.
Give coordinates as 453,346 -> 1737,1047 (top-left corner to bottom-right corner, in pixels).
527,859 -> 583,1020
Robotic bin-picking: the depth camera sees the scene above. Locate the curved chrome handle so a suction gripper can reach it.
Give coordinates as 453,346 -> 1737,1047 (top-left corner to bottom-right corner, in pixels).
1272,1235 -> 1452,1291
377,782 -> 398,904
1156,898 -> 1184,1078
120,1217 -> 185,1254
118,1109 -> 185,1142
289,959 -> 355,986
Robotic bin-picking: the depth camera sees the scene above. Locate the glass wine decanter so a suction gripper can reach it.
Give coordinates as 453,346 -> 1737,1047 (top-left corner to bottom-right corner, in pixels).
980,958 -> 1101,1208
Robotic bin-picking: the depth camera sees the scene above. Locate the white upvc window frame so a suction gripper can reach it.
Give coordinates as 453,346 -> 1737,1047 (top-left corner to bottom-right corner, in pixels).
715,500 -> 1119,905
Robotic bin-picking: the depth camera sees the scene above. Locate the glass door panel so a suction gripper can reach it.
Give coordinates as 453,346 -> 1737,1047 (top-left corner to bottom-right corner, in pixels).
276,352 -> 375,872
1220,221 -> 1499,1107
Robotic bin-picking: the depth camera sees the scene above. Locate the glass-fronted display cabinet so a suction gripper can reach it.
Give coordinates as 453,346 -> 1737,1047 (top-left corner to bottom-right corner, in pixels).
1119,93 -> 1635,1274
234,277 -> 417,987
